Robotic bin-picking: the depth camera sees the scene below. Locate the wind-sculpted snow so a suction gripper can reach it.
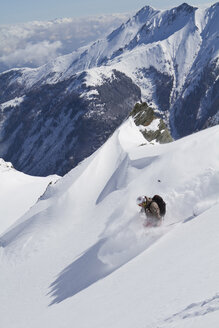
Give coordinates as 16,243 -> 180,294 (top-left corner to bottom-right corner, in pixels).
1,119 -> 219,258
0,119 -> 219,328
96,154 -> 159,204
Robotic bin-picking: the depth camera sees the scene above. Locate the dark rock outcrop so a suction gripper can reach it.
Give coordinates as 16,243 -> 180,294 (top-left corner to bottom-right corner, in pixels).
171,59 -> 219,138
130,102 -> 173,143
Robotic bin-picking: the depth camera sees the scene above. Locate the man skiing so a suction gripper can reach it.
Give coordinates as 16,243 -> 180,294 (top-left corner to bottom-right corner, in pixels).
136,195 -> 165,227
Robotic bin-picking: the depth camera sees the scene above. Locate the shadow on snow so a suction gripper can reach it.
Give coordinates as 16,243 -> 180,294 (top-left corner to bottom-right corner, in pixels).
48,224 -> 163,305
48,238 -> 116,305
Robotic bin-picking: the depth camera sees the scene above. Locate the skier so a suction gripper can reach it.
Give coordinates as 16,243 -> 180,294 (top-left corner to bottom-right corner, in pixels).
136,195 -> 166,227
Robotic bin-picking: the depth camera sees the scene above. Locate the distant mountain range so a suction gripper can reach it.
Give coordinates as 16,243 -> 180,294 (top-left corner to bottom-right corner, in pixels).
0,2 -> 218,176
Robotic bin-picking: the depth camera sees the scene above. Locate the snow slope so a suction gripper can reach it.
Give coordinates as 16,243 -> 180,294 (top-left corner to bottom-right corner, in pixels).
0,119 -> 219,327
0,158 -> 59,234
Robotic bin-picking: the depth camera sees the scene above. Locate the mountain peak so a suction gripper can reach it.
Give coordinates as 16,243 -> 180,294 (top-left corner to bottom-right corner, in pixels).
107,5 -> 158,44
174,2 -> 197,13
134,5 -> 159,23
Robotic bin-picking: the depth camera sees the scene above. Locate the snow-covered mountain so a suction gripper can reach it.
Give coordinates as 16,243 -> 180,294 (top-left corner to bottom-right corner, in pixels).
0,69 -> 141,176
0,2 -> 218,176
0,117 -> 218,328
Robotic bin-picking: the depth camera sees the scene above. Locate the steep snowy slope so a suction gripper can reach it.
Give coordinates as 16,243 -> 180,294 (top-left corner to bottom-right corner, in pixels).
0,158 -> 59,234
0,119 -> 218,328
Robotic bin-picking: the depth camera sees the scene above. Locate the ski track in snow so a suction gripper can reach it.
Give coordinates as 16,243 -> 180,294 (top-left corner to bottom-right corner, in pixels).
158,293 -> 219,327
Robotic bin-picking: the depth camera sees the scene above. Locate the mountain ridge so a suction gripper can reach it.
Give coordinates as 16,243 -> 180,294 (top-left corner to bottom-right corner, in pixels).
0,2 -> 218,175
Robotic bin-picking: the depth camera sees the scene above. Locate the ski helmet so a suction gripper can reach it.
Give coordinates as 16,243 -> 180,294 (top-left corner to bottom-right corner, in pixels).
136,196 -> 146,205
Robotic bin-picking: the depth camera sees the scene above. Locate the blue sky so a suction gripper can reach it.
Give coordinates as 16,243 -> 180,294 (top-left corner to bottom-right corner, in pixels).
0,0 -> 216,24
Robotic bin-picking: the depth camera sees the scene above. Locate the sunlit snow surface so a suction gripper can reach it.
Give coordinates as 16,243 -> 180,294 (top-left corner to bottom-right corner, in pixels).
0,119 -> 219,328
0,159 -> 59,234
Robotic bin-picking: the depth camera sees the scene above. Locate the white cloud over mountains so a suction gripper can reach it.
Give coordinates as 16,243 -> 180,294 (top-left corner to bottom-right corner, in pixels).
0,41 -> 62,68
0,13 -> 129,72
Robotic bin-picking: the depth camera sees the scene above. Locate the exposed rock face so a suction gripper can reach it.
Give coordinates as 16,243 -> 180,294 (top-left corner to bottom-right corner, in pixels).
130,102 -> 173,144
171,59 -> 219,138
0,70 -> 141,176
204,111 -> 219,128
135,67 -> 174,112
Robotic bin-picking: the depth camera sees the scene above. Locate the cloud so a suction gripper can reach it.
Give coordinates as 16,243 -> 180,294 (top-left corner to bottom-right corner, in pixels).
0,41 -> 62,69
0,13 -> 130,72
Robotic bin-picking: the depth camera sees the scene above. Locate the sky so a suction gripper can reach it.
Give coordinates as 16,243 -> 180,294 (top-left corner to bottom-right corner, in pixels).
0,0 -> 216,25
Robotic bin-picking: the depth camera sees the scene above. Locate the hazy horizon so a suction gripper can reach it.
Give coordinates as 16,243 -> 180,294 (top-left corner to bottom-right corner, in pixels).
0,0 -> 216,25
